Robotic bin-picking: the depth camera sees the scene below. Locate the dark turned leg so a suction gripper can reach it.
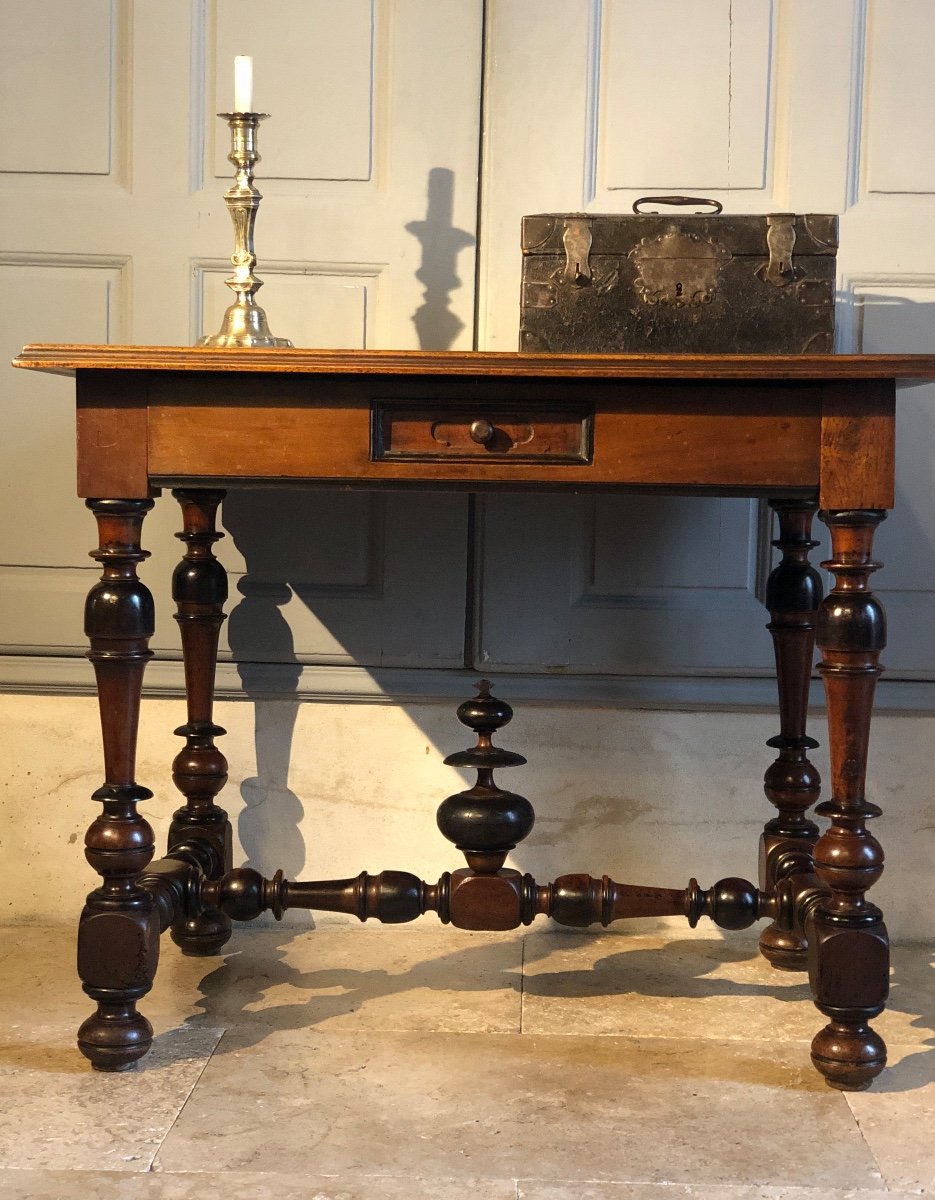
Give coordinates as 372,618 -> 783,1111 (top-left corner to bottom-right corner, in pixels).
168,489 -> 233,955
78,499 -> 159,1071
809,509 -> 889,1090
759,500 -> 823,970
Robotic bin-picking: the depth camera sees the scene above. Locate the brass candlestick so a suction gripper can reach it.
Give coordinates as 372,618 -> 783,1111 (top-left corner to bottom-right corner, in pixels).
199,112 -> 292,348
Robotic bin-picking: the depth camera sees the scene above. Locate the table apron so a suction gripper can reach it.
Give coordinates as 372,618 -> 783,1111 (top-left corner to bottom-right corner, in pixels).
144,400 -> 821,491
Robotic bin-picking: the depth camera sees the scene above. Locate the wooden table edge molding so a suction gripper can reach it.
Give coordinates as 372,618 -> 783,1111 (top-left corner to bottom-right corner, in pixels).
12,344 -> 935,1094
14,343 -> 935,381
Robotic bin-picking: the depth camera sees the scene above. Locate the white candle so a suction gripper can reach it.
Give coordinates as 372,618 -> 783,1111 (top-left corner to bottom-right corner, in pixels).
234,55 -> 253,112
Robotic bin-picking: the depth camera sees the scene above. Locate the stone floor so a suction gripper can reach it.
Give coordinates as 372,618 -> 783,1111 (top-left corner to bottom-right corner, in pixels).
0,921 -> 933,1199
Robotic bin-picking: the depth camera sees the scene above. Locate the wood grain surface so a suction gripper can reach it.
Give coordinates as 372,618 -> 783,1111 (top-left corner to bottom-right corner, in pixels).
13,343 -> 935,382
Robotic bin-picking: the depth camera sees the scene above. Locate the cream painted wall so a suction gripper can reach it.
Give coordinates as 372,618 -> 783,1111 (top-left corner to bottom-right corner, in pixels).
3,692 -> 933,942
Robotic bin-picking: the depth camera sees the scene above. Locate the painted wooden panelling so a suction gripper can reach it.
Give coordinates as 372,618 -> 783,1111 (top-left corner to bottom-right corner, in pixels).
10,0 -> 935,693
476,494 -> 771,674
196,262 -> 381,348
0,260 -> 124,567
218,492 -> 470,669
863,0 -> 935,194
211,0 -> 374,182
600,0 -> 773,192
3,2 -> 482,675
2,0 -> 115,175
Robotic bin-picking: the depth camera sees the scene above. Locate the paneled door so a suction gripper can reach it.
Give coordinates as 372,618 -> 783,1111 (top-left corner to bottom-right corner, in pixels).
1,0 -> 483,686
477,0 -> 935,691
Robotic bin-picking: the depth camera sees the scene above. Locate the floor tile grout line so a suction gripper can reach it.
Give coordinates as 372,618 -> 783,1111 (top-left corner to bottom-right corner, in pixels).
147,1027 -> 229,1173
519,935 -> 526,1035
843,1091 -> 894,1194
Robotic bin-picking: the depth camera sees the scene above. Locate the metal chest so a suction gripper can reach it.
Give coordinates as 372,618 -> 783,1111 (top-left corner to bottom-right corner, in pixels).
519,199 -> 838,355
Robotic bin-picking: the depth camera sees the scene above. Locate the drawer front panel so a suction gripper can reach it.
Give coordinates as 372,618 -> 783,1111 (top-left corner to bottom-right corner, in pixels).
373,403 -> 592,463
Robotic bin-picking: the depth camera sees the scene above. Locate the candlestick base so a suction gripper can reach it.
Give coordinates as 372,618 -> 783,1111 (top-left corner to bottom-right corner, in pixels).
198,297 -> 293,349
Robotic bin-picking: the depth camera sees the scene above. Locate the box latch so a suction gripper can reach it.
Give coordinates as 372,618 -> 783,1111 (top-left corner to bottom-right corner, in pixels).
762,214 -> 800,287
562,219 -> 592,287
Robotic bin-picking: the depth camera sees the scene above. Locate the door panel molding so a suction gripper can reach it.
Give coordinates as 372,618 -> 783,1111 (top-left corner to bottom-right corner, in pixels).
192,258 -> 385,348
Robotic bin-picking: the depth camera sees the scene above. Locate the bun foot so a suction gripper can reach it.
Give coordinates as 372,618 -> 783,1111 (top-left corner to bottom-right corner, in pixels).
171,913 -> 233,957
759,924 -> 809,972
78,1004 -> 153,1072
811,1021 -> 886,1091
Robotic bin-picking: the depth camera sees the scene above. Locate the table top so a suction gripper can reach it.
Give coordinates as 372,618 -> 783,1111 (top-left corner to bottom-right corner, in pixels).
15,344 -> 918,508
13,344 -> 935,384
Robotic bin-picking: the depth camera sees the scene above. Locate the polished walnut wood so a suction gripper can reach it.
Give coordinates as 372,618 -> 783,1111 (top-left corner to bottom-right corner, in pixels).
143,861 -> 766,934
168,489 -> 233,956
18,346 -> 933,502
810,510 -> 890,1090
16,344 -> 935,379
374,402 -> 593,463
758,500 -> 822,970
14,344 -> 935,1090
145,384 -> 822,492
77,498 -> 159,1071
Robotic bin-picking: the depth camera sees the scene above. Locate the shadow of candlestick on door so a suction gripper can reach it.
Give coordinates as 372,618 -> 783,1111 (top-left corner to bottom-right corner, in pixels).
406,167 -> 475,350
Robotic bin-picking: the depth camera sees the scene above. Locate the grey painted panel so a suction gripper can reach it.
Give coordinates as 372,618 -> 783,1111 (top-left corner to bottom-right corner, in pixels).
218,491 -> 469,669
0,568 -> 90,652
477,494 -> 773,674
2,493 -> 469,671
582,494 -> 755,595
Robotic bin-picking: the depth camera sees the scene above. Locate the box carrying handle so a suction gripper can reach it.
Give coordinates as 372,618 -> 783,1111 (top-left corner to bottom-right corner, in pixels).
632,195 -> 723,215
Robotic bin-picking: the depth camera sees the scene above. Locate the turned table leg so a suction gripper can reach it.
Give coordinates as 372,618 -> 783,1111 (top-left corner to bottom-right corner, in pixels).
168,489 -> 232,955
77,499 -> 159,1071
759,500 -> 823,969
809,509 -> 889,1090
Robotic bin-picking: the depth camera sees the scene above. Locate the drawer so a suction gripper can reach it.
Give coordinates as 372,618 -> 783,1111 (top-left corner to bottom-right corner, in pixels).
372,402 -> 593,463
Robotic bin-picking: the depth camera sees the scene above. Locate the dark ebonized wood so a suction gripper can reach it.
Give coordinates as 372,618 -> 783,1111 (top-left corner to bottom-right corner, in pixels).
168,489 -> 232,956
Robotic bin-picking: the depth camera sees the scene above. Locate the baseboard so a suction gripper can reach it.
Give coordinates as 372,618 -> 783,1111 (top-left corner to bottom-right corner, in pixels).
1,654 -> 934,713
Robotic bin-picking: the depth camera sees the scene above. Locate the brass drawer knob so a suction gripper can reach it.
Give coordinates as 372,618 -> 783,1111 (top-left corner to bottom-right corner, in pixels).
469,419 -> 495,445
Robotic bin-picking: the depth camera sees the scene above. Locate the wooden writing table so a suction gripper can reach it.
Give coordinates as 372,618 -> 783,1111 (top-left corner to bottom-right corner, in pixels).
13,345 -> 935,1091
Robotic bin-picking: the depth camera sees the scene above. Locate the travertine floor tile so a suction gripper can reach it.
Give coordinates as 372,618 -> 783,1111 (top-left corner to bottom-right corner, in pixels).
843,1040 -> 935,1192
0,1169 -> 516,1199
154,1027 -> 882,1188
174,925 -> 523,1035
2,922 -> 523,1036
0,921 -> 207,1033
5,923 -> 929,1192
0,1026 -> 222,1171
520,931 -> 935,1048
519,1186 -> 919,1199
